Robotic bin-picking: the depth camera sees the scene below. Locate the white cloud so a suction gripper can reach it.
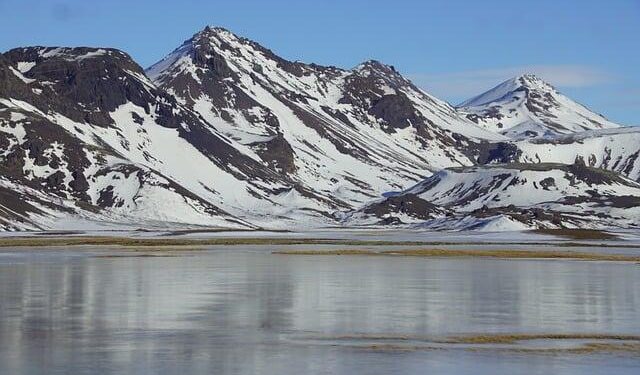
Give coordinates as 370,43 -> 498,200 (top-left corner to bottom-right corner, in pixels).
409,65 -> 614,104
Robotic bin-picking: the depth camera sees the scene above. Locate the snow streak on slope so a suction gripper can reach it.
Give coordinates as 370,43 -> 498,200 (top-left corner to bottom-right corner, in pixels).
458,74 -> 620,139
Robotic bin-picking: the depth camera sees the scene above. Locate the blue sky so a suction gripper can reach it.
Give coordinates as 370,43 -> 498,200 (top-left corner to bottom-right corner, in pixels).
0,0 -> 638,124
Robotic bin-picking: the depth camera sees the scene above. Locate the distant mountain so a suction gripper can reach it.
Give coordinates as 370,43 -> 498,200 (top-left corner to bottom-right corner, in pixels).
457,74 -> 620,139
517,127 -> 640,178
0,26 -> 636,231
478,127 -> 640,184
343,162 -> 640,230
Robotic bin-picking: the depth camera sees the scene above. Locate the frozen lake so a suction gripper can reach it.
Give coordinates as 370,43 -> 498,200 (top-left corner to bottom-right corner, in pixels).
0,244 -> 639,374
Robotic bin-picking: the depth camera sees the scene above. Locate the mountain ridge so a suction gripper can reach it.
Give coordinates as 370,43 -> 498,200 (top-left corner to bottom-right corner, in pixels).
0,26 -> 636,231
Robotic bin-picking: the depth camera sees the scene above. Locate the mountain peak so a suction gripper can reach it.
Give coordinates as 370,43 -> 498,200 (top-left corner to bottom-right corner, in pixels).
146,25 -> 244,82
459,73 -> 555,108
355,59 -> 399,75
194,25 -> 236,41
201,25 -> 227,33
457,72 -> 619,139
513,73 -> 555,92
187,25 -> 240,49
516,73 -> 541,83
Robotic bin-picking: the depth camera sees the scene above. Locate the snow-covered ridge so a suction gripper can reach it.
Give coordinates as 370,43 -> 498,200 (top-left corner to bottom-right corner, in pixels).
514,126 -> 640,182
145,26 -> 507,215
345,162 -> 640,229
459,74 -> 552,107
0,26 -> 637,231
457,74 -> 620,139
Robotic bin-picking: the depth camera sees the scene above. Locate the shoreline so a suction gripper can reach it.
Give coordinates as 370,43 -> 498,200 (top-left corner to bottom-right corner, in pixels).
0,235 -> 638,249
273,248 -> 640,262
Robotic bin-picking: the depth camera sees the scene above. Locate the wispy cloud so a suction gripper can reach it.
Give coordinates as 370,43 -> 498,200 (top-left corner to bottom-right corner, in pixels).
409,65 -> 614,103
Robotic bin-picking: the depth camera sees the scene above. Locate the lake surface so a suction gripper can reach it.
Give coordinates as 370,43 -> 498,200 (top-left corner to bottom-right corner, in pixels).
0,246 -> 639,374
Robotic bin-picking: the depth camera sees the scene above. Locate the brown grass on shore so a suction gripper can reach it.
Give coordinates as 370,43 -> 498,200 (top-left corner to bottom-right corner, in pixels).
533,228 -> 618,240
0,234 -> 635,249
92,255 -> 181,258
441,333 -> 640,355
274,248 -> 640,262
439,333 -> 640,344
300,333 -> 640,354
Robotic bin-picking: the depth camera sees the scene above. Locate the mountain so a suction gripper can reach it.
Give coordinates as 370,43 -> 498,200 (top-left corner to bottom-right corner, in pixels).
0,26 -> 636,231
146,26 -> 504,210
0,29 -> 500,230
343,161 -> 640,230
477,127 -> 640,184
457,74 -> 620,139
516,127 -> 640,180
0,46 -> 279,230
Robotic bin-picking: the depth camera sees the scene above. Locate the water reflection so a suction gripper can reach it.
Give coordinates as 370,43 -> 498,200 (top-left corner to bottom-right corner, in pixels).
0,250 -> 639,374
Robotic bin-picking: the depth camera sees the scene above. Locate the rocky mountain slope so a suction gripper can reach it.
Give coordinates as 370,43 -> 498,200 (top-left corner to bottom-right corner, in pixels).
0,47 -> 268,230
147,26 -> 504,209
0,26 -> 636,231
515,127 -> 640,181
344,161 -> 640,230
478,127 -> 640,184
457,74 -> 620,139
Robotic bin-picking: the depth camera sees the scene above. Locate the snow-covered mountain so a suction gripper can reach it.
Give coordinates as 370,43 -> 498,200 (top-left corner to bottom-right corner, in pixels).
478,127 -> 640,183
0,26 -> 636,231
344,161 -> 640,230
458,74 -> 620,139
516,127 -> 640,181
0,46 -> 267,230
146,26 -> 504,210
